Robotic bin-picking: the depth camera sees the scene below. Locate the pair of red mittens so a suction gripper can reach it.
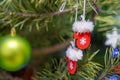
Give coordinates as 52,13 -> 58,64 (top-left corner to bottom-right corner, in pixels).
66,20 -> 94,74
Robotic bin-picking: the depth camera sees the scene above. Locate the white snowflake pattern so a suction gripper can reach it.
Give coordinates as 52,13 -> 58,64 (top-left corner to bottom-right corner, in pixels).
80,37 -> 86,45
70,62 -> 73,70
105,27 -> 120,48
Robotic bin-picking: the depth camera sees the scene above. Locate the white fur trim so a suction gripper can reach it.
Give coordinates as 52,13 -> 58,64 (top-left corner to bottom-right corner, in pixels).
72,21 -> 94,33
66,46 -> 83,61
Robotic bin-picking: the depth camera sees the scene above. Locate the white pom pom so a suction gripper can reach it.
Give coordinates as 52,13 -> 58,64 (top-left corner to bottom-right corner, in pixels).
72,21 -> 94,33
66,46 -> 83,61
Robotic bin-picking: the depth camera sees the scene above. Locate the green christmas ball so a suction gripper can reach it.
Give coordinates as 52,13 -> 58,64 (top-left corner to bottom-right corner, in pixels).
0,35 -> 32,71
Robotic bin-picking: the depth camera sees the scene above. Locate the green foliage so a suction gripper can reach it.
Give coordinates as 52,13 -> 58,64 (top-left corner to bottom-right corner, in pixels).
0,0 -> 94,31
76,61 -> 102,79
34,50 -> 102,80
95,0 -> 120,32
34,47 -> 120,80
0,0 -> 119,39
33,58 -> 69,80
0,0 -> 96,47
0,0 -> 120,80
98,48 -> 120,80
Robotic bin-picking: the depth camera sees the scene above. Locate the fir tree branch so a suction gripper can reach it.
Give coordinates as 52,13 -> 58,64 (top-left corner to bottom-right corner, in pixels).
0,8 -> 74,18
33,39 -> 71,58
98,67 -> 113,80
15,8 -> 74,17
98,48 -> 120,80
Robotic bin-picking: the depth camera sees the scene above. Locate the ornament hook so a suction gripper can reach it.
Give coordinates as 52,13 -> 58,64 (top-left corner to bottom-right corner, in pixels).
11,27 -> 16,36
59,0 -> 66,12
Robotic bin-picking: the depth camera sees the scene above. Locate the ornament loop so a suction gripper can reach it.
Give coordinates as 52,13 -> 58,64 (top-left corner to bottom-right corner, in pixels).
59,0 -> 66,12
81,15 -> 85,21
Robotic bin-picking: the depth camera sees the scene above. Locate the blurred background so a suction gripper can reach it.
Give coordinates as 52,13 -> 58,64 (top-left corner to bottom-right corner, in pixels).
0,0 -> 120,80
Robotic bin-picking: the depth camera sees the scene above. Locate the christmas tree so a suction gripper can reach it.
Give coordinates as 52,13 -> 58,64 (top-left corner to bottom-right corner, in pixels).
0,0 -> 120,80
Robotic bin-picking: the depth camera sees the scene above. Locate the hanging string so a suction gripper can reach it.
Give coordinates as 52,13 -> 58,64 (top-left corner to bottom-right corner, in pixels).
70,40 -> 75,48
59,0 -> 66,12
9,12 -> 14,28
81,0 -> 86,21
75,0 -> 78,22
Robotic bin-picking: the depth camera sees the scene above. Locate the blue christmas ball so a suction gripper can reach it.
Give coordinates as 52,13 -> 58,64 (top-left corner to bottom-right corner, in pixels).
109,74 -> 119,80
112,48 -> 119,58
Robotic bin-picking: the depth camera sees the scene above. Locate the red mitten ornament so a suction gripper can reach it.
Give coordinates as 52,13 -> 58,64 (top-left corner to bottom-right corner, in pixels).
66,57 -> 77,74
73,32 -> 79,39
75,33 -> 91,50
66,45 -> 83,74
72,21 -> 94,49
